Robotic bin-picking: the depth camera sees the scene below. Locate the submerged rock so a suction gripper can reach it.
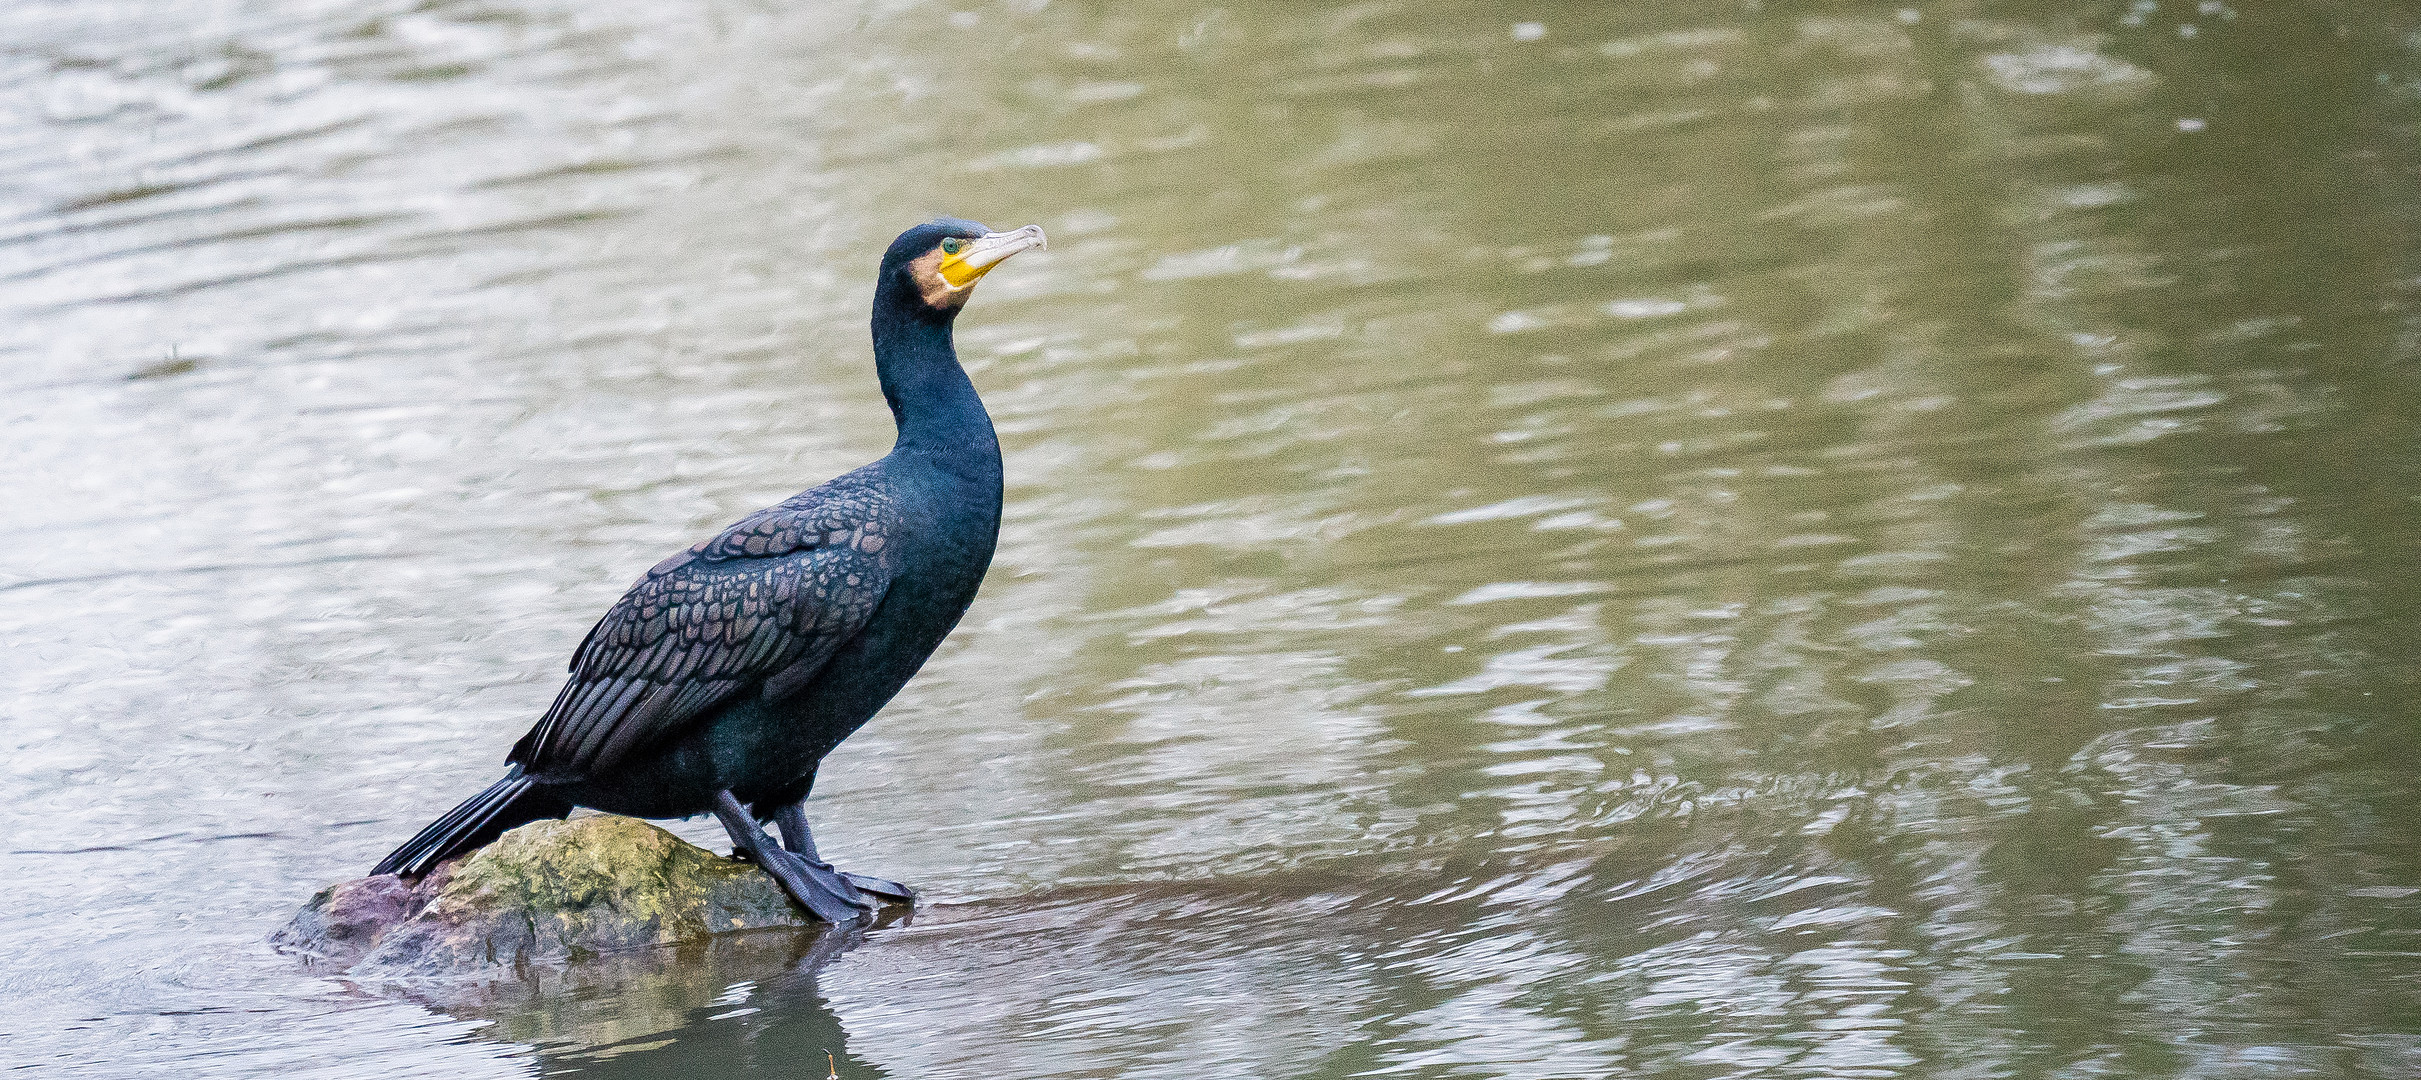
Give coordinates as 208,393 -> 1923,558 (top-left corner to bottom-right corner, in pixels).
274,815 -> 813,978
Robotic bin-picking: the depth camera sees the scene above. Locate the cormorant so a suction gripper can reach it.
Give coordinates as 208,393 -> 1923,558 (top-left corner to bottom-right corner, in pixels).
372,219 -> 1046,922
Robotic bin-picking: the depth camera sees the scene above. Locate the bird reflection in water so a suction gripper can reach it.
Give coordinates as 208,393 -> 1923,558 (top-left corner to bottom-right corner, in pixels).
445,919 -> 896,1078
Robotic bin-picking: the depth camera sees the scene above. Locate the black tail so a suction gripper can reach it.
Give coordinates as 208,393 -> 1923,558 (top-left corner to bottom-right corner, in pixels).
372,767 -> 572,878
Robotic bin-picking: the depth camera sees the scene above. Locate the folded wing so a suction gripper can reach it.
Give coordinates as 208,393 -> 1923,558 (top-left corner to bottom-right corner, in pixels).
509,485 -> 896,780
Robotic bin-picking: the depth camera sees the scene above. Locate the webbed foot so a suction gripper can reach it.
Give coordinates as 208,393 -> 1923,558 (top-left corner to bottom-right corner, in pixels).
775,801 -> 916,907
711,790 -> 873,924
755,846 -> 876,923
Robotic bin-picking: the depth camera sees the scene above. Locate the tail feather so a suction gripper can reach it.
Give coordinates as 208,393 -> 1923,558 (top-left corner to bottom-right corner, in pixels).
372,767 -> 572,878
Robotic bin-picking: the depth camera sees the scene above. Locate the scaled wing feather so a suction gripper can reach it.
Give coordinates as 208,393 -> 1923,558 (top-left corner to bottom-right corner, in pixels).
508,482 -> 895,780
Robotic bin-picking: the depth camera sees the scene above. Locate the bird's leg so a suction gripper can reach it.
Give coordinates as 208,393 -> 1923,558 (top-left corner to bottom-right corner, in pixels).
711,790 -> 869,923
771,800 -> 826,861
774,801 -> 916,905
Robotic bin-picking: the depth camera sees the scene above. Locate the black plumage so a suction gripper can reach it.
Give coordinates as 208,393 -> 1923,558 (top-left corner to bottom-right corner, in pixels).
514,487 -> 897,779
372,219 -> 1045,921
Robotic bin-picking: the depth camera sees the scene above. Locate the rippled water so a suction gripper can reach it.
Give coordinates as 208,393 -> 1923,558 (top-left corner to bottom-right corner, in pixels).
6,0 -> 2421,1076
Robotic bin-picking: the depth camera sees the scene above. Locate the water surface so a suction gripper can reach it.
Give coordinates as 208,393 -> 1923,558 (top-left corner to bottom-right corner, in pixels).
5,1 -> 2421,1076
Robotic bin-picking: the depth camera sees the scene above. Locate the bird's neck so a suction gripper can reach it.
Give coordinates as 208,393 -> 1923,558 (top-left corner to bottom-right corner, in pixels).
871,302 -> 1001,485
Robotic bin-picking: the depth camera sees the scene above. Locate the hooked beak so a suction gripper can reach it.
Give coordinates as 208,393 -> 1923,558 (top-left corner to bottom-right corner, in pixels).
937,224 -> 1047,290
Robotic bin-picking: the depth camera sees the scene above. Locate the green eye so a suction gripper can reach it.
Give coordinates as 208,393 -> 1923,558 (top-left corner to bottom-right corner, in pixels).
941,238 -> 963,255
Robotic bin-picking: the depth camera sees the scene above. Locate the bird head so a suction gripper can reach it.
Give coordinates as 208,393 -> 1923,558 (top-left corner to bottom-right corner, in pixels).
881,218 -> 1047,316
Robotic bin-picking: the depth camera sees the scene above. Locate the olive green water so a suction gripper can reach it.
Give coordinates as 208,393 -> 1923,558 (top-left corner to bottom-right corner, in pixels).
5,1 -> 2420,1076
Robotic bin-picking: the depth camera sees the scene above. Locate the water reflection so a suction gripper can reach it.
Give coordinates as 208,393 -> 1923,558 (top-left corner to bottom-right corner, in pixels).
470,924 -> 877,1077
5,0 -> 2421,1076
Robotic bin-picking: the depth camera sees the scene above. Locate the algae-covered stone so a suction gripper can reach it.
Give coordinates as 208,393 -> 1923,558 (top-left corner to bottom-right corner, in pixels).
275,815 -> 812,979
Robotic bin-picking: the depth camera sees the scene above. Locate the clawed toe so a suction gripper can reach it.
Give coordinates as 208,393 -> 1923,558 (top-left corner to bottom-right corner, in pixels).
839,871 -> 916,904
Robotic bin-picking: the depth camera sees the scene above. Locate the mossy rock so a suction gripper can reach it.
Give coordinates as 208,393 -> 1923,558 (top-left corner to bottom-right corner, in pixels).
275,815 -> 811,978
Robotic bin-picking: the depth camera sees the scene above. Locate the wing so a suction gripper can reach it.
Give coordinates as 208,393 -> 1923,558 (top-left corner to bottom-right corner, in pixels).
509,481 -> 898,781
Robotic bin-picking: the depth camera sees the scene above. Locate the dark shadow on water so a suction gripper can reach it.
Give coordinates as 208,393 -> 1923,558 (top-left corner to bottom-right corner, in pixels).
431,919 -> 895,1079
